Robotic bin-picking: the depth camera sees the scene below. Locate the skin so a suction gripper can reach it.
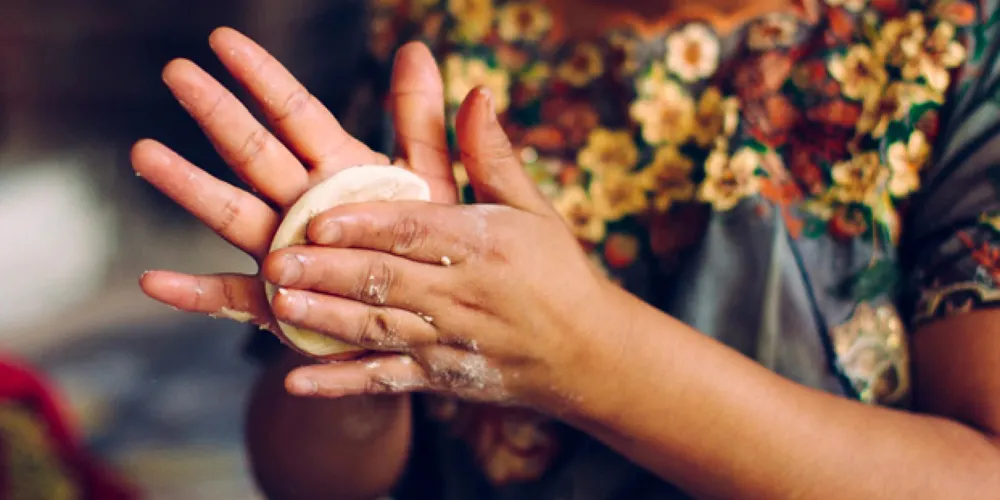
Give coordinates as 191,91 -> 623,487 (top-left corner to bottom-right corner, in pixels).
135,29 -> 449,499
136,23 -> 1000,500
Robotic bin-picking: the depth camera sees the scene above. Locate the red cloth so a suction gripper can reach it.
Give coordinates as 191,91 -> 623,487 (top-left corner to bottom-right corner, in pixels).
0,357 -> 139,499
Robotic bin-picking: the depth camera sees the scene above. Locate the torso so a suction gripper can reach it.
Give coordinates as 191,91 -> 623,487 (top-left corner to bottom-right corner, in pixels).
366,0 -> 992,495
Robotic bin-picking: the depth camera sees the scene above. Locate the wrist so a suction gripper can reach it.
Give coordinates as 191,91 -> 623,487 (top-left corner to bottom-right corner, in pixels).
550,282 -> 650,426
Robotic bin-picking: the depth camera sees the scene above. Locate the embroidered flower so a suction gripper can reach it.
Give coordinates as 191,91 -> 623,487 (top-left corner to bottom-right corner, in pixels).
554,102 -> 601,147
557,43 -> 605,87
590,172 -> 649,221
881,12 -> 927,64
830,152 -> 886,204
698,146 -> 761,211
665,24 -> 721,82
443,54 -> 511,113
604,232 -> 641,268
824,0 -> 868,12
553,185 -> 606,243
857,82 -> 942,138
828,45 -> 888,100
640,147 -> 696,211
747,13 -> 800,51
831,302 -> 909,404
577,129 -> 639,176
886,130 -> 930,197
447,0 -> 496,43
630,76 -> 696,145
692,87 -> 740,147
903,22 -> 967,92
497,2 -> 552,42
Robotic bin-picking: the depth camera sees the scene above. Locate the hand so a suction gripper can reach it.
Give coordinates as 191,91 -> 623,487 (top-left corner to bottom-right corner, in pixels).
263,89 -> 636,413
134,28 -> 454,330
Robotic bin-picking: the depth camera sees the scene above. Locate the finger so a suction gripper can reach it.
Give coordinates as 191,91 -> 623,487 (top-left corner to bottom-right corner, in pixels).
455,87 -> 551,214
269,288 -> 439,351
286,354 -> 429,398
390,42 -> 455,203
162,58 -> 309,206
139,270 -> 274,328
262,246 -> 445,309
208,27 -> 388,172
131,139 -> 278,259
306,201 -> 485,265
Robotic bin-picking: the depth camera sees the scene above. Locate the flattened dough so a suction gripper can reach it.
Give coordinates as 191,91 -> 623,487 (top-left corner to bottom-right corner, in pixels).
266,165 -> 431,359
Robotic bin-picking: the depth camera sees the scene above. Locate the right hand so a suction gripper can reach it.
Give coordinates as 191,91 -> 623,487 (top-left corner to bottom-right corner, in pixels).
134,28 -> 455,332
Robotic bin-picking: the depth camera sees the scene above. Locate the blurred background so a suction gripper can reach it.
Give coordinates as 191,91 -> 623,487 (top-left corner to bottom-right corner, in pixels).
0,0 -> 368,497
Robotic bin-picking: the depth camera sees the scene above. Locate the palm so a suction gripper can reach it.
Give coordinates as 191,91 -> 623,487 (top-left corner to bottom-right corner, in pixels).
135,29 -> 453,327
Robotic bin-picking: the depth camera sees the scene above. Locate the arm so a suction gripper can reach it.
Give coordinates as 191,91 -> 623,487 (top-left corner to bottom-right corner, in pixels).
561,290 -> 1000,499
246,349 -> 413,500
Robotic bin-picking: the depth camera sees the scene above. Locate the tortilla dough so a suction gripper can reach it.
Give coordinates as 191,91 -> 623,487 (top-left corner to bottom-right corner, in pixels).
266,165 -> 432,359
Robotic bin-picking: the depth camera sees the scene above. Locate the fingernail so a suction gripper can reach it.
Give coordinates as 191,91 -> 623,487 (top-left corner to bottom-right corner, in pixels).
288,376 -> 317,396
480,87 -> 496,121
313,219 -> 342,245
277,288 -> 307,321
278,254 -> 303,285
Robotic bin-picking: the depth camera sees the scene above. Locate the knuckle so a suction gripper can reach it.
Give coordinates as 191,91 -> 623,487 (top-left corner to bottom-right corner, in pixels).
201,92 -> 227,122
355,259 -> 394,305
390,215 -> 429,255
275,88 -> 312,123
358,308 -> 396,348
212,195 -> 242,235
237,128 -> 270,167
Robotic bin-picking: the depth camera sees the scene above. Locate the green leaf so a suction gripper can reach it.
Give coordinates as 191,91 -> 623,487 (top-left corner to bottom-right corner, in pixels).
745,139 -> 769,154
834,260 -> 900,301
802,213 -> 828,239
973,25 -> 987,62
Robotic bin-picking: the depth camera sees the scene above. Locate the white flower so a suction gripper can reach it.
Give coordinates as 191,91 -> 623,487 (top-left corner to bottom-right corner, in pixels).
665,24 -> 720,83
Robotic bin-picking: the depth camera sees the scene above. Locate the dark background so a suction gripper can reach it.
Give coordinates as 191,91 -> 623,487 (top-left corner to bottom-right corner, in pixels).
0,1 -> 371,496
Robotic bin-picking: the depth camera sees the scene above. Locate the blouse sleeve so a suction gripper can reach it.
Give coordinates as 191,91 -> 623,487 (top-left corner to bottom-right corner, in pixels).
244,0 -> 445,365
903,1 -> 1000,326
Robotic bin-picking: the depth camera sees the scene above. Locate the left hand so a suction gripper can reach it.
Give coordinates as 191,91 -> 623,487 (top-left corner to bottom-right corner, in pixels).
263,89 -> 635,412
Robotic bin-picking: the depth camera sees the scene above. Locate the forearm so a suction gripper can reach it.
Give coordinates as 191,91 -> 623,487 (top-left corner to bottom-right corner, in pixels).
246,350 -> 412,500
568,292 -> 1000,499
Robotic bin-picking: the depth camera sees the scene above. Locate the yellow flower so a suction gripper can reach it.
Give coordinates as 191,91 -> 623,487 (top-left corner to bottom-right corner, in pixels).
443,54 -> 511,113
553,185 -> 607,243
824,0 -> 867,12
828,45 -> 888,100
577,129 -> 639,176
698,147 -> 761,211
881,12 -> 927,63
557,43 -> 605,87
665,24 -> 720,83
447,0 -> 495,44
747,13 -> 799,51
497,2 -> 552,42
692,87 -> 740,147
886,130 -> 930,197
636,63 -> 669,96
630,78 -> 696,145
903,22 -> 966,92
830,152 -> 886,204
589,172 -> 649,221
857,82 -> 942,138
640,147 -> 696,211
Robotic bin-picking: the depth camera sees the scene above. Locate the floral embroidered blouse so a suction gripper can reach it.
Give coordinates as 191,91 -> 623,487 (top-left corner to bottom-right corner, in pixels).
247,0 -> 1000,497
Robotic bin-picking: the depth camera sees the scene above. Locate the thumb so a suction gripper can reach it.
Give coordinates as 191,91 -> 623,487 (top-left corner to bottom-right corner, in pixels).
455,87 -> 551,214
390,42 -> 455,204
